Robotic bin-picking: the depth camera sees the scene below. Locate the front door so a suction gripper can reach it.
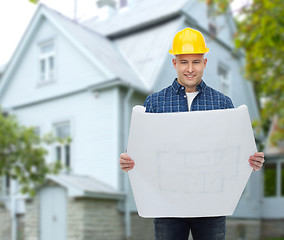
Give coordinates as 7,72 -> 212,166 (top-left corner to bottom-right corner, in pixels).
39,186 -> 67,240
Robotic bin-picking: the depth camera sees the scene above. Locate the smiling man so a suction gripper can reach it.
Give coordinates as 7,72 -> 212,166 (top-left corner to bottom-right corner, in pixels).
119,28 -> 265,240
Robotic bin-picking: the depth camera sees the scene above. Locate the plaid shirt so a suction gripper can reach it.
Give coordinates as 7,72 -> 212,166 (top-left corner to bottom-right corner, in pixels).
144,78 -> 234,113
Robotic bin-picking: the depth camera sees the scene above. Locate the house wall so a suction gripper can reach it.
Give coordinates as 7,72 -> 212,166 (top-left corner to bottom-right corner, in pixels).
24,197 -> 40,240
14,88 -> 120,189
0,207 -> 11,240
1,16 -> 105,110
68,198 -> 125,240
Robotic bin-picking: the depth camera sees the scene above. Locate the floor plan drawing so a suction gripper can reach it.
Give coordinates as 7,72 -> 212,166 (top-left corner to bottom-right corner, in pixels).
157,147 -> 240,194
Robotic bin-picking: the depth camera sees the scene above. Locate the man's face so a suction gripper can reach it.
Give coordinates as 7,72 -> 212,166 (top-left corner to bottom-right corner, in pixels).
172,54 -> 207,93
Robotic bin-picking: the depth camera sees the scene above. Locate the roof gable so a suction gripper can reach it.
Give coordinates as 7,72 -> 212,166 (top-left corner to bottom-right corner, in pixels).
0,4 -> 148,103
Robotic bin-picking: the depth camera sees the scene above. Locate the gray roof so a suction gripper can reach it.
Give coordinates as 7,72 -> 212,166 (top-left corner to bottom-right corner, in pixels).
83,0 -> 190,37
113,17 -> 181,89
48,174 -> 124,199
43,5 -> 149,92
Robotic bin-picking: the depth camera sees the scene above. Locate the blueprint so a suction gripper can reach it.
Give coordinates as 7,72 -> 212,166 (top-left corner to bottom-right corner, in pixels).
127,105 -> 257,218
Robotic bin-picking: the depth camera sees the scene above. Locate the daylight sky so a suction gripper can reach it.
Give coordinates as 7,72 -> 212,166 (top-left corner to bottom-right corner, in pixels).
0,0 -> 247,66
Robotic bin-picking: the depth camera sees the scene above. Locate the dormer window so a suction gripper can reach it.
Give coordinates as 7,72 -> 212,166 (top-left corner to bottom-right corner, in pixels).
39,41 -> 55,82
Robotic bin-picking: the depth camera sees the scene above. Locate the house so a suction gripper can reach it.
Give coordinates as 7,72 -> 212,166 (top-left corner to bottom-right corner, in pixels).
0,0 -> 273,239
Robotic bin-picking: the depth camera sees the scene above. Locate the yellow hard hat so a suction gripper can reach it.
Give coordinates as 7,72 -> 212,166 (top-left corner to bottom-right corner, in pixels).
169,28 -> 209,55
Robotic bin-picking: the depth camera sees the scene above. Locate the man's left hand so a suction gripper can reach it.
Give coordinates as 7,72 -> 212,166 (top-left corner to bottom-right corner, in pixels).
249,152 -> 265,171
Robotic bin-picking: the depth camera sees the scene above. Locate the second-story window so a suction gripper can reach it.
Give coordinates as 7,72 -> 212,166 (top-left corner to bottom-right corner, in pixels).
218,65 -> 230,96
39,41 -> 55,82
54,122 -> 71,169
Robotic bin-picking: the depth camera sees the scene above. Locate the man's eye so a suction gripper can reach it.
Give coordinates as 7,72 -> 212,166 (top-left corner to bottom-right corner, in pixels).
181,61 -> 187,64
194,61 -> 201,64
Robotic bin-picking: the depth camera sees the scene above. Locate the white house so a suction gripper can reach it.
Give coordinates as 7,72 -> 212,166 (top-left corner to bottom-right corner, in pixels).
1,0 -> 280,239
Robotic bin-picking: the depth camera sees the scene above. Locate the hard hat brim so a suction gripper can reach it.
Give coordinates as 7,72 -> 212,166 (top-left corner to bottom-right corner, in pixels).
169,48 -> 209,55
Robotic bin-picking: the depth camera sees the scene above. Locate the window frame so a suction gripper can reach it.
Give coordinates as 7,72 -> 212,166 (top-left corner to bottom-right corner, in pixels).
217,63 -> 231,97
263,157 -> 284,198
38,40 -> 56,85
53,121 -> 72,170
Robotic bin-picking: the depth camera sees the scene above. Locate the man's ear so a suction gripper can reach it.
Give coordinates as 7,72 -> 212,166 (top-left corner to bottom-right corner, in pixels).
203,58 -> 208,68
172,58 -> 177,69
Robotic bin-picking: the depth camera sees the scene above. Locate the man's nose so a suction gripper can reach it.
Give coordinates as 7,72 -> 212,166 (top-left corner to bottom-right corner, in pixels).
187,63 -> 193,73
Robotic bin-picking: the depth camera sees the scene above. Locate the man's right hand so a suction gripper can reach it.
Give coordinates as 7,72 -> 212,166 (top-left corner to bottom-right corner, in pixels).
119,153 -> 135,172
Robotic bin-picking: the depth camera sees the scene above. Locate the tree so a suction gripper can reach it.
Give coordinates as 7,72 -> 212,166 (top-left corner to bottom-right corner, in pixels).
207,0 -> 284,145
0,109 -> 62,195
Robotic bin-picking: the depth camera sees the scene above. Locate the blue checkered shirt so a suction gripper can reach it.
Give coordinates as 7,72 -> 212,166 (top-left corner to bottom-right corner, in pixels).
144,78 -> 234,113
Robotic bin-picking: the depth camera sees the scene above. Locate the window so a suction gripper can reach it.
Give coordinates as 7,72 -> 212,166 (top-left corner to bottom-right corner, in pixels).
218,65 -> 230,96
264,163 -> 277,197
54,122 -> 71,169
39,41 -> 55,82
263,160 -> 284,197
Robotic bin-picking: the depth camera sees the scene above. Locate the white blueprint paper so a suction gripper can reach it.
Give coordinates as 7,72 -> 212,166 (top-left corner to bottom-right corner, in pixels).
127,105 -> 257,218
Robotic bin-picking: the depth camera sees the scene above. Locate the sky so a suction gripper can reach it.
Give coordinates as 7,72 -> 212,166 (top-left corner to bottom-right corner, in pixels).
0,0 -> 247,67
0,0 -> 99,66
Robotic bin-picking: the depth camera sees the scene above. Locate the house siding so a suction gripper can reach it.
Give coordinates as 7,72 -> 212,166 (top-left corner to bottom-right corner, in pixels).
14,88 -> 119,189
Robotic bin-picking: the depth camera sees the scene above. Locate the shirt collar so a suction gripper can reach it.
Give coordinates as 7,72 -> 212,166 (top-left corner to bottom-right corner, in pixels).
171,78 -> 207,94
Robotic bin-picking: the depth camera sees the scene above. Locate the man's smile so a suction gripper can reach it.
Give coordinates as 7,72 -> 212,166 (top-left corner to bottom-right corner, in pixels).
185,74 -> 195,79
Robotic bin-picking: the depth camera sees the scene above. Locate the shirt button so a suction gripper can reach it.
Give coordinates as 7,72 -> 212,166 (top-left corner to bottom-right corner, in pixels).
181,87 -> 184,90
184,95 -> 186,98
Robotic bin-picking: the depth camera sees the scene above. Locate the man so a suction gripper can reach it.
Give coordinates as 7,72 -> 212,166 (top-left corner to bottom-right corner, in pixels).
119,28 -> 265,240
